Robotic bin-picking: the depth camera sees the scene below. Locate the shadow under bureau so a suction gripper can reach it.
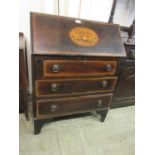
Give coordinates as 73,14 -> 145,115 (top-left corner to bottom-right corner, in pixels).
31,12 -> 126,134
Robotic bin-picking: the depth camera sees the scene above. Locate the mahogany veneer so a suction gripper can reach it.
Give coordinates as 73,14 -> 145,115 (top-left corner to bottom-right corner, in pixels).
31,12 -> 126,134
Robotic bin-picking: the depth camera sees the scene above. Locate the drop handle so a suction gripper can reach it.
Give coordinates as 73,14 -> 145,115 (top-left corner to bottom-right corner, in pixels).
52,64 -> 60,72
106,64 -> 112,71
50,104 -> 58,112
50,83 -> 58,92
101,80 -> 108,88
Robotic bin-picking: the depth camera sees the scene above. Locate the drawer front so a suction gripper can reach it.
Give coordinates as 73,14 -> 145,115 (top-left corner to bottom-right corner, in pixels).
36,93 -> 113,117
35,77 -> 117,97
43,60 -> 117,77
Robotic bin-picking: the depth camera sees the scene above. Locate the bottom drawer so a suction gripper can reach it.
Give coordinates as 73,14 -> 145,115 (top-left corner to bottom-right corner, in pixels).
36,93 -> 113,118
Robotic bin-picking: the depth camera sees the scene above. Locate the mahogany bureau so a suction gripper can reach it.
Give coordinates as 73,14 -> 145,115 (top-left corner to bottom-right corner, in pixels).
31,12 -> 126,134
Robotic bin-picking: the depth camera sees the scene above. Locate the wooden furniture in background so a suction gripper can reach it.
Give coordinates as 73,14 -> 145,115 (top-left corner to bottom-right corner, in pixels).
31,12 -> 126,134
108,0 -> 135,108
111,43 -> 135,108
19,32 -> 29,120
111,19 -> 135,108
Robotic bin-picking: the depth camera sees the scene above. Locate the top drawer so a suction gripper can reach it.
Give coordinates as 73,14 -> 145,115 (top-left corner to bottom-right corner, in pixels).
43,60 -> 117,77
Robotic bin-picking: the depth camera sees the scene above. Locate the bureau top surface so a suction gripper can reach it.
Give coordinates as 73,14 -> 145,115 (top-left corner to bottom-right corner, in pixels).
31,12 -> 126,57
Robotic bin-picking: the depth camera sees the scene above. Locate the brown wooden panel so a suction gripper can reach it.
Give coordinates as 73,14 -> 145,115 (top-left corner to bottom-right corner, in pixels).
111,45 -> 135,108
35,77 -> 117,97
19,32 -> 29,120
111,66 -> 135,106
43,60 -> 117,77
31,12 -> 126,57
36,93 -> 113,118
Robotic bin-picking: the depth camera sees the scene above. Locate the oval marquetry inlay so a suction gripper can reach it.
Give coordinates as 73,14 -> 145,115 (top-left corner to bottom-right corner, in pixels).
69,27 -> 99,46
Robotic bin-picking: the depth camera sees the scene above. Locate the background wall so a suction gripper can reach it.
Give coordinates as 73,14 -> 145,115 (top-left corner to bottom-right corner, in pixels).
19,0 -> 135,93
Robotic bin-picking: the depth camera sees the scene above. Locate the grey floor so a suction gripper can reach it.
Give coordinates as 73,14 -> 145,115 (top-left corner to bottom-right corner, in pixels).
19,106 -> 135,155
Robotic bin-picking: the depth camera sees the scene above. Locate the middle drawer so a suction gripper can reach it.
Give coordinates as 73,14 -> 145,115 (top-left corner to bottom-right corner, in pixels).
35,77 -> 117,97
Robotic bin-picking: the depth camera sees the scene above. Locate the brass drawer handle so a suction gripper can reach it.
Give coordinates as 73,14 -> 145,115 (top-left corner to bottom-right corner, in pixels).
52,64 -> 60,72
50,83 -> 58,92
97,100 -> 102,107
106,64 -> 112,71
50,104 -> 58,111
101,80 -> 108,88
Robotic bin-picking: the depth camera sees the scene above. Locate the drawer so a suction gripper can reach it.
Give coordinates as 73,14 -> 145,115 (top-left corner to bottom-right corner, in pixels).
36,93 -> 113,118
35,77 -> 117,97
43,60 -> 117,77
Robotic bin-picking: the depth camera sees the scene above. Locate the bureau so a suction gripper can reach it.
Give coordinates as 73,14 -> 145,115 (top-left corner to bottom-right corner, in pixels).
31,12 -> 126,134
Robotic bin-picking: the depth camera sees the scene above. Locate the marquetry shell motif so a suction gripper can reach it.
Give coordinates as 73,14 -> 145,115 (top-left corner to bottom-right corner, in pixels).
69,27 -> 99,46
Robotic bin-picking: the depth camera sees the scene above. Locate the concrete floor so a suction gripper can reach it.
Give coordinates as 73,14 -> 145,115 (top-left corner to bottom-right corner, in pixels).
19,106 -> 135,155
